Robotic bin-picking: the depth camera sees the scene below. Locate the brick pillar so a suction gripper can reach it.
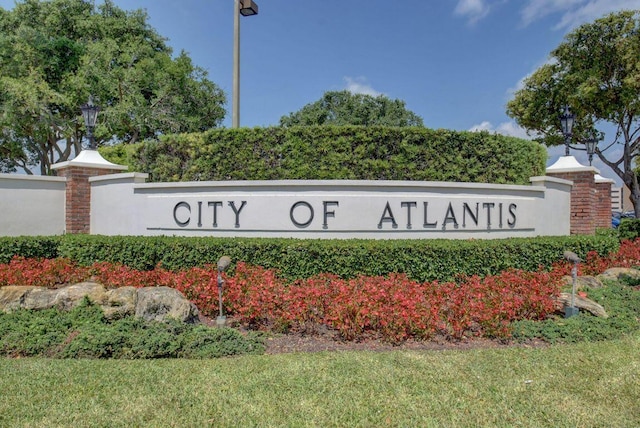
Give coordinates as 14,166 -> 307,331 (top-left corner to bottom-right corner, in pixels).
52,150 -> 127,234
546,156 -> 597,235
595,174 -> 614,229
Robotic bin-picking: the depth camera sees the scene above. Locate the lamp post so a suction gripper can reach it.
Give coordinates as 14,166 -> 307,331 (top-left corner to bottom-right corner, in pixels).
80,96 -> 100,150
232,0 -> 259,129
560,105 -> 575,156
584,131 -> 599,166
216,256 -> 232,327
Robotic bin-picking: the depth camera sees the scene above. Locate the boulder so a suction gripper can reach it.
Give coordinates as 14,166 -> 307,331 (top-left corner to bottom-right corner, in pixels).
561,275 -> 604,289
103,286 -> 137,320
554,292 -> 608,318
135,287 -> 199,323
0,283 -> 199,324
597,268 -> 640,284
0,286 -> 40,312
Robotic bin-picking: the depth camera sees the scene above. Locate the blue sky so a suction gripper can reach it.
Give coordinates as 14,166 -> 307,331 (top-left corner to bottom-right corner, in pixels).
2,0 -> 639,182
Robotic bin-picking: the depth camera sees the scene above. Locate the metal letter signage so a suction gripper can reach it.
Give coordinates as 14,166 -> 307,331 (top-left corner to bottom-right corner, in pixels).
89,179 -> 570,239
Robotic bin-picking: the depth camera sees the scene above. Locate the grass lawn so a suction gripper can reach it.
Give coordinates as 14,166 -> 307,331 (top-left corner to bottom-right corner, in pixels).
1,333 -> 638,427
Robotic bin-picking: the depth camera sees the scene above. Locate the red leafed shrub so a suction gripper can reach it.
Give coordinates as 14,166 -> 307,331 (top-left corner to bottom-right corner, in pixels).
224,262 -> 288,329
0,256 -> 90,287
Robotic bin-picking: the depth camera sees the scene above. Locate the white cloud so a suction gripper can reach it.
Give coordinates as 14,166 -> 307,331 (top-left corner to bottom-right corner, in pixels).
469,120 -> 533,139
454,0 -> 491,24
521,0 -> 640,29
343,77 -> 382,97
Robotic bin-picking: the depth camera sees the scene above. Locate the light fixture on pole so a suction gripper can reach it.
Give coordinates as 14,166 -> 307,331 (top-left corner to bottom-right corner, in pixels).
560,105 -> 575,157
80,96 -> 100,150
232,0 -> 259,129
584,130 -> 599,166
216,255 -> 232,327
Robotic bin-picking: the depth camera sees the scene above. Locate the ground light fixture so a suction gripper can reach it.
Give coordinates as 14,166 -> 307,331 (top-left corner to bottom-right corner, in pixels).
563,251 -> 581,318
216,256 -> 232,327
80,96 -> 100,150
232,0 -> 259,128
560,105 -> 575,156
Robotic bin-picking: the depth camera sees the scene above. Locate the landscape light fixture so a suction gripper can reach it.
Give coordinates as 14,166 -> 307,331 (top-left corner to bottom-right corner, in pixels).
563,251 -> 581,318
232,0 -> 259,128
216,256 -> 232,327
80,96 -> 100,150
560,105 -> 575,157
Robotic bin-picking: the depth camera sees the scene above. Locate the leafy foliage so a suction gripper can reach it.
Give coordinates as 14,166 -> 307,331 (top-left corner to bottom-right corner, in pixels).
1,234 -> 620,282
279,90 -> 424,127
0,298 -> 265,358
506,10 -> 640,215
617,218 -> 640,241
109,126 -> 547,184
0,0 -> 225,175
512,282 -> 640,343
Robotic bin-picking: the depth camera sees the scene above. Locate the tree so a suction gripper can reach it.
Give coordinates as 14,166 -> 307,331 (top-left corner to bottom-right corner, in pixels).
279,90 -> 423,127
0,0 -> 226,175
506,10 -> 640,216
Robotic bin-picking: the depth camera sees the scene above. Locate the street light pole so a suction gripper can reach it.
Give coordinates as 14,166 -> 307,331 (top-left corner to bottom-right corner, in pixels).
232,0 -> 241,128
80,96 -> 100,150
232,0 -> 258,129
560,105 -> 575,157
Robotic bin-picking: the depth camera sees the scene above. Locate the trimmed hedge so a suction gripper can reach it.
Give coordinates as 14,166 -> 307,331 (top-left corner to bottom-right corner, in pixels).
618,218 -> 640,241
0,234 -> 619,283
100,126 -> 547,184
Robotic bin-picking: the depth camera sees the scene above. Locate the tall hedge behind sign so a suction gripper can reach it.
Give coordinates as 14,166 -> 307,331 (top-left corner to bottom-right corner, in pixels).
101,126 -> 547,184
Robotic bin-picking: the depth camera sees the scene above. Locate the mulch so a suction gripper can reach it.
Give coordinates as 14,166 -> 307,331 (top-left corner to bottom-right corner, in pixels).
198,314 -> 549,354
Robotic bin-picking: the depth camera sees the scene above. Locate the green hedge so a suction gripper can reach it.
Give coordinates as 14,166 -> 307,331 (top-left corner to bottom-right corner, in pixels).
618,218 -> 640,241
0,236 -> 61,263
100,126 -> 547,184
0,235 -> 620,283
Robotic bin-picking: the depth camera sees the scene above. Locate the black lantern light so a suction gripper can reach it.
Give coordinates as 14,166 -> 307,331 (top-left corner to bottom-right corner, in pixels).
80,96 -> 100,150
584,130 -> 599,166
560,105 -> 575,156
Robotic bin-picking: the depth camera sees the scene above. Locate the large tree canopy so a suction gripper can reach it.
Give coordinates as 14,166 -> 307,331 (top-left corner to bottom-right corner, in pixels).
506,10 -> 640,215
0,0 -> 226,175
280,90 -> 424,127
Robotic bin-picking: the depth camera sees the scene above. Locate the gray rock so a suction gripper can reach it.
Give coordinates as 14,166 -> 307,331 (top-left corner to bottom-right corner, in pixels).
103,287 -> 137,320
0,286 -> 40,312
554,292 -> 608,318
0,283 -> 199,324
562,275 -> 604,289
52,282 -> 107,310
135,286 -> 199,323
597,268 -> 640,283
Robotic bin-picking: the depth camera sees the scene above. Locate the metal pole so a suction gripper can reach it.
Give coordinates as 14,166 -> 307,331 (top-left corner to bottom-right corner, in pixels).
232,0 -> 240,128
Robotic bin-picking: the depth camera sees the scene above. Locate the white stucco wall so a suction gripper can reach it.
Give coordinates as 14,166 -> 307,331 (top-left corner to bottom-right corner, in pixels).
90,176 -> 572,239
0,174 -> 66,236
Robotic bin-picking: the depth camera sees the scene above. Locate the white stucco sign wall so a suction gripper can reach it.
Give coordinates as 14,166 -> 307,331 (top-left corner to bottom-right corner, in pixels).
0,174 -> 66,236
90,175 -> 571,239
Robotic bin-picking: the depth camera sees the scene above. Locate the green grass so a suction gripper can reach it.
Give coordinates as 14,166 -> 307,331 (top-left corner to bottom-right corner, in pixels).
1,333 -> 639,427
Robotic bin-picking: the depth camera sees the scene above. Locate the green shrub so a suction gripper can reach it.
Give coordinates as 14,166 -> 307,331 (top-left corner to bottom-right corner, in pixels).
121,126 -> 547,185
53,234 -> 619,282
618,218 -> 640,241
0,234 -> 618,283
0,236 -> 61,263
0,300 -> 265,359
512,282 -> 640,343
